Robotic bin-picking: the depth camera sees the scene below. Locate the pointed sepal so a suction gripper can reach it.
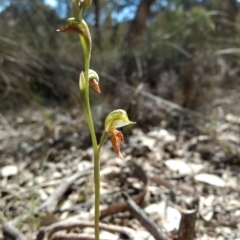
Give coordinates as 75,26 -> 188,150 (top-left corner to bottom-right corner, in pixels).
110,129 -> 124,160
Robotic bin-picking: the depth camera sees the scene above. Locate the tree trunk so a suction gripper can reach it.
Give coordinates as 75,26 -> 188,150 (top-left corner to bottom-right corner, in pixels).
181,0 -> 198,10
125,0 -> 155,46
226,0 -> 238,21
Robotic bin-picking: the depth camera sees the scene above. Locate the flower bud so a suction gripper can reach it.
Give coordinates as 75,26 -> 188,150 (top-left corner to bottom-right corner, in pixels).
80,0 -> 92,15
88,69 -> 101,93
72,0 -> 92,21
72,0 -> 80,21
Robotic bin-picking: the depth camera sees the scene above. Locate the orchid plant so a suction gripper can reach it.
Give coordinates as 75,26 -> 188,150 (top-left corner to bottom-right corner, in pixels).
57,1 -> 135,239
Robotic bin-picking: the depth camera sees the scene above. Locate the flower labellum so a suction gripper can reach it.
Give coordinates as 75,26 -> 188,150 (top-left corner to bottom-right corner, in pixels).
110,129 -> 124,160
105,110 -> 135,159
89,79 -> 101,93
88,69 -> 101,93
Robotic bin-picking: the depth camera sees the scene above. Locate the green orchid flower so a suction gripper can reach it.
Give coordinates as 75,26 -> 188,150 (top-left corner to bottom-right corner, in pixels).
104,110 -> 135,159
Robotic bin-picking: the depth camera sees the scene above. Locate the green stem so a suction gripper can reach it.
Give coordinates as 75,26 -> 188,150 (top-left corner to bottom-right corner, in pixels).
98,130 -> 109,155
79,35 -> 100,240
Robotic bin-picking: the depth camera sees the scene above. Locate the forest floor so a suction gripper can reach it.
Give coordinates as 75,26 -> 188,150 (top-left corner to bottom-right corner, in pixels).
1,102 -> 240,240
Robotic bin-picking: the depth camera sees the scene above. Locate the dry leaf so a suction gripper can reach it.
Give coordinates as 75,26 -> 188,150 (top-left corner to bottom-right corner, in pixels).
194,173 -> 225,187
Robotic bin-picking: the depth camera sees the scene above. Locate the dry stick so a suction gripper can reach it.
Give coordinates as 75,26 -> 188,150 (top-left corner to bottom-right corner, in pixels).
52,232 -> 139,240
178,209 -> 197,240
122,192 -> 169,240
51,232 -> 97,240
36,217 -> 139,240
2,223 -> 27,240
38,168 -> 93,211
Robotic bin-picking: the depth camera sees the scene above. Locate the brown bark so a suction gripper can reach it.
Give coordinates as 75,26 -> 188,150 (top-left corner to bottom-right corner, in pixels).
178,209 -> 197,240
226,0 -> 238,21
125,0 -> 155,46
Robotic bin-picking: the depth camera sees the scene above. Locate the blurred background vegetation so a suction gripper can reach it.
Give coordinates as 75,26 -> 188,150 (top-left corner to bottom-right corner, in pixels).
1,0 -> 240,128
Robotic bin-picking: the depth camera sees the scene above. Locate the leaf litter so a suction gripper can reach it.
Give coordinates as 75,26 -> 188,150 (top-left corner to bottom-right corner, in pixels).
1,106 -> 240,239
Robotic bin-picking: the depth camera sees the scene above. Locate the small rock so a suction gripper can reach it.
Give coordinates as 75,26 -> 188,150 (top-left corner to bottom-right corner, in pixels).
60,200 -> 72,211
16,117 -> 24,123
144,201 -> 166,217
100,231 -> 118,240
225,114 -> 240,124
1,165 -> 18,177
163,207 -> 181,232
38,189 -> 48,201
202,210 -> 214,221
165,159 -> 203,175
52,171 -> 62,179
148,129 -> 176,143
35,176 -> 45,185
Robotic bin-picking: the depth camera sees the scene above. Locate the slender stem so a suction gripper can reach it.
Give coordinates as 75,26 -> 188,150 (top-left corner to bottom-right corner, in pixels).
93,152 -> 100,240
79,35 -> 100,240
80,90 -> 100,240
98,130 -> 109,155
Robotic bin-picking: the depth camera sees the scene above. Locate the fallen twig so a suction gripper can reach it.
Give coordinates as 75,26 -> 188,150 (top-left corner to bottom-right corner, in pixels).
178,209 -> 197,240
36,217 -> 140,240
122,192 -> 169,240
2,223 -> 27,240
51,232 -> 97,240
39,168 -> 93,211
